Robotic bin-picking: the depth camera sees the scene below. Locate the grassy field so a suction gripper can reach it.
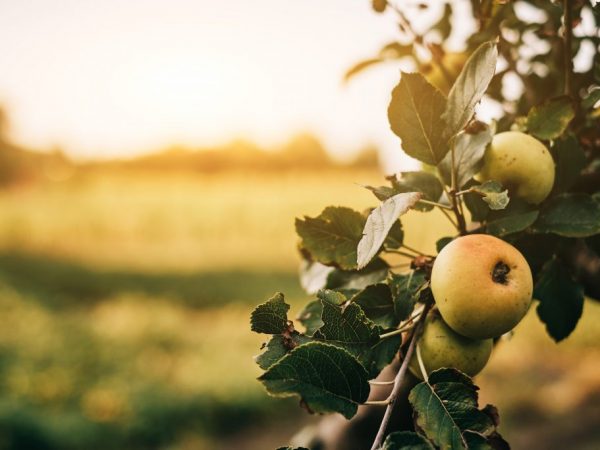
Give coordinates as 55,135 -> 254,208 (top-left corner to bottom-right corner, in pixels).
0,169 -> 597,450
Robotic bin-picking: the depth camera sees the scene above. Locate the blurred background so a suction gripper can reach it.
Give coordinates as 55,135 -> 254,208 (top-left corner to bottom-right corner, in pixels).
0,1 -> 598,449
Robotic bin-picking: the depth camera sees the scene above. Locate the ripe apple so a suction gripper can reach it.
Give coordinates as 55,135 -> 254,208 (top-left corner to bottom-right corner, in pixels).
409,312 -> 493,380
474,131 -> 555,205
431,234 -> 533,339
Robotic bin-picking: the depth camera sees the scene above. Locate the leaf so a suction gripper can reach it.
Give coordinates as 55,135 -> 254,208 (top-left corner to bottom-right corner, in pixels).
357,192 -> 422,269
533,194 -> 600,237
344,58 -> 384,82
389,271 -> 427,321
259,342 -> 370,419
386,220 -> 405,249
582,87 -> 600,109
251,293 -> 290,334
255,333 -> 313,370
438,122 -> 493,189
326,258 -> 390,291
409,369 -> 496,450
470,181 -> 510,210
550,135 -> 586,194
463,180 -> 490,222
314,290 -> 380,350
388,72 -> 449,165
443,41 -> 498,139
486,198 -> 539,237
365,172 -> 443,212
297,300 -> 324,336
351,283 -> 397,328
296,207 -> 366,270
534,258 -> 584,342
526,96 -> 575,140
436,237 -> 453,253
382,431 -> 435,449
299,260 -> 335,294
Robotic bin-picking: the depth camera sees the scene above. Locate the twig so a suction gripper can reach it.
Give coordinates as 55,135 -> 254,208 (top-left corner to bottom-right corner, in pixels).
365,400 -> 391,406
386,249 -> 419,259
418,199 -> 453,210
401,243 -> 431,257
563,0 -> 573,97
369,380 -> 396,386
370,305 -> 431,450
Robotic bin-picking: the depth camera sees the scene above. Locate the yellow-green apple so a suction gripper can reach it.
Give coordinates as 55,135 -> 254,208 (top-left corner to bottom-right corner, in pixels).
475,131 -> 555,205
431,234 -> 533,339
409,312 -> 493,380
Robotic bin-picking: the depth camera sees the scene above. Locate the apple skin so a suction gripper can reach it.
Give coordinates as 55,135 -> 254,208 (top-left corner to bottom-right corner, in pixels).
474,131 -> 555,205
431,234 -> 533,339
409,312 -> 493,380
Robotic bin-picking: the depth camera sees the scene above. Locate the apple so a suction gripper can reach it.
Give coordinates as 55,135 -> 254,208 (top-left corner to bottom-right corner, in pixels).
475,131 -> 555,205
409,312 -> 493,380
431,234 -> 533,339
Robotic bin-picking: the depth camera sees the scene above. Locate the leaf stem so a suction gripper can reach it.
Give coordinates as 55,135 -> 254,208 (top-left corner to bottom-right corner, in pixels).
417,199 -> 453,210
369,380 -> 396,386
401,243 -> 431,257
448,140 -> 468,235
386,249 -> 419,259
563,0 -> 573,97
438,206 -> 459,229
365,399 -> 391,406
370,304 -> 431,450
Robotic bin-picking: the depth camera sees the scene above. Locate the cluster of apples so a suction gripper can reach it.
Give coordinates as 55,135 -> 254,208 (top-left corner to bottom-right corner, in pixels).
409,130 -> 555,379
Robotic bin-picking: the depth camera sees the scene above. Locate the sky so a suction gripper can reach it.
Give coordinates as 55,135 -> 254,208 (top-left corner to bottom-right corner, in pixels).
0,0 -> 435,168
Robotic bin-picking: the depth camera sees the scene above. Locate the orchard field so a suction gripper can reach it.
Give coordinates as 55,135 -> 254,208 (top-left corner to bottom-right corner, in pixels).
0,169 -> 597,450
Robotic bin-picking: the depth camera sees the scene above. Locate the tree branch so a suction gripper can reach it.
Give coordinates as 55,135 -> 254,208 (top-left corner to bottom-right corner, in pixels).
563,0 -> 573,97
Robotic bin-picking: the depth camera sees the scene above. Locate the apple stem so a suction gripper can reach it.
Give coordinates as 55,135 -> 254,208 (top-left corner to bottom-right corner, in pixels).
416,343 -> 429,383
370,304 -> 431,450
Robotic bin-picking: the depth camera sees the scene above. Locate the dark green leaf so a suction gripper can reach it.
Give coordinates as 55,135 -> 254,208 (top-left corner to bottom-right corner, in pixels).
259,342 -> 370,419
463,179 -> 490,222
550,135 -> 586,194
297,300 -> 324,336
296,206 -> 366,270
409,368 -> 495,450
486,198 -> 539,237
386,220 -> 405,249
326,258 -> 390,291
382,431 -> 435,449
533,193 -> 600,237
534,258 -> 584,342
436,236 -> 453,253
369,333 -> 403,376
443,41 -> 498,139
357,192 -> 422,269
351,283 -> 397,328
438,122 -> 493,189
255,333 -> 313,370
251,292 -> 290,334
364,184 -> 397,202
389,271 -> 427,321
470,180 -> 510,210
393,172 -> 444,211
463,431 -> 493,450
527,96 -> 575,140
388,72 -> 449,165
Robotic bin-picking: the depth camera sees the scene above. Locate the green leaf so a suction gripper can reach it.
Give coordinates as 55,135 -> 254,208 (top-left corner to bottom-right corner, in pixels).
486,198 -> 539,237
251,292 -> 290,334
438,122 -> 493,189
388,72 -> 449,165
351,283 -> 397,329
526,96 -> 575,140
326,258 -> 390,291
386,220 -> 405,249
296,206 -> 366,270
470,181 -> 510,210
357,192 -> 422,269
463,179 -> 490,222
463,431 -> 493,450
393,172 -> 444,212
443,41 -> 498,139
436,237 -> 453,253
550,135 -> 586,194
534,258 -> 584,342
259,342 -> 370,419
581,87 -> 600,109
533,194 -> 600,237
409,369 -> 495,450
382,431 -> 435,449
297,300 -> 324,336
389,271 -> 427,321
255,333 -> 313,370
